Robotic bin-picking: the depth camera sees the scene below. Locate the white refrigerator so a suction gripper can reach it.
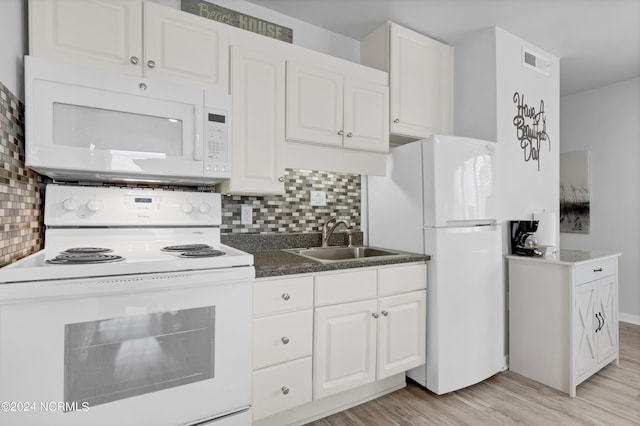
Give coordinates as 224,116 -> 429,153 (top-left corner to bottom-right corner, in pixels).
367,135 -> 505,395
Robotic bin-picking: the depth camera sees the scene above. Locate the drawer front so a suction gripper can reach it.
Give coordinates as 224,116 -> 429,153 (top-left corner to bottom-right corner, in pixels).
315,269 -> 377,306
254,276 -> 313,316
575,257 -> 618,284
253,357 -> 312,421
253,309 -> 313,369
378,263 -> 427,296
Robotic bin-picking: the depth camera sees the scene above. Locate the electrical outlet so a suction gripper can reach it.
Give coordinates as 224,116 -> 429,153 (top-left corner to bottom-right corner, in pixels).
310,191 -> 327,206
241,205 -> 253,225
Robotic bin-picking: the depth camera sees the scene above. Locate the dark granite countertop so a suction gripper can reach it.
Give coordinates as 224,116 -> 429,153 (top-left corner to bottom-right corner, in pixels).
221,232 -> 429,278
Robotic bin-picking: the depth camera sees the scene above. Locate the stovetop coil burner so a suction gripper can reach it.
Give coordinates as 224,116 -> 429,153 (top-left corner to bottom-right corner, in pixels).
179,249 -> 226,258
161,244 -> 212,253
62,247 -> 113,254
46,247 -> 125,264
47,253 -> 125,264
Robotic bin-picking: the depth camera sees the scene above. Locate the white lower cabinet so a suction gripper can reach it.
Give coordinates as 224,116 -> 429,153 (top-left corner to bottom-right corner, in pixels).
314,290 -> 426,399
252,262 -> 427,425
252,276 -> 313,422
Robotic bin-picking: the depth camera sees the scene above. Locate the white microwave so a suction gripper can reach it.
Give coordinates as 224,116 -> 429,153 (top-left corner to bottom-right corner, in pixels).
25,56 -> 231,185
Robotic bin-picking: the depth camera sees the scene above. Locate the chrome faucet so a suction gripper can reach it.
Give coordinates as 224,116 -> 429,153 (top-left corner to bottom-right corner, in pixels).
321,218 -> 353,247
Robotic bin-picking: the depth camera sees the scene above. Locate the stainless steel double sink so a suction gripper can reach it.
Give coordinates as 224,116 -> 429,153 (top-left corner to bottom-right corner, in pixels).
284,246 -> 401,263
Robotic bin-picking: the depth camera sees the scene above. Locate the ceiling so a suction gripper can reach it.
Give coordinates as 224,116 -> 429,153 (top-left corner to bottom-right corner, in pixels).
243,0 -> 640,96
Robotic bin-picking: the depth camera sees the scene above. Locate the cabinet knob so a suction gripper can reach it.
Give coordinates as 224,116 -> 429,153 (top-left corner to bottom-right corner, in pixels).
393,118 -> 400,123
372,312 -> 379,319
282,293 -> 290,301
346,132 -> 353,138
281,386 -> 290,395
281,337 -> 290,344
338,130 -> 344,135
130,56 -> 139,65
278,176 -> 285,183
381,310 -> 389,316
139,83 -> 147,91
147,60 -> 156,68
593,268 -> 603,272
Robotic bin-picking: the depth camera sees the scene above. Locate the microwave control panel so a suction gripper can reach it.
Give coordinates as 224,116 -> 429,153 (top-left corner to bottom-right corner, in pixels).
204,107 -> 230,178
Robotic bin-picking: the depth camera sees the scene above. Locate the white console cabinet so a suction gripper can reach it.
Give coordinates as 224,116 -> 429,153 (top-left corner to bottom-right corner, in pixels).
508,250 -> 620,397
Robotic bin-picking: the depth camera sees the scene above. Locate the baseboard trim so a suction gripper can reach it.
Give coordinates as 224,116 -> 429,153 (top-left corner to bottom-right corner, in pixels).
619,313 -> 640,326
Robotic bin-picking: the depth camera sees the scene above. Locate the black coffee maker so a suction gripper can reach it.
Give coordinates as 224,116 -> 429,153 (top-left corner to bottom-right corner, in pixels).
510,220 -> 543,257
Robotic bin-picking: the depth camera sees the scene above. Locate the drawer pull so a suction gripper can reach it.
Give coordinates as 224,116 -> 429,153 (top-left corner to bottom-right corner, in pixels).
593,268 -> 603,272
282,293 -> 290,301
381,310 -> 389,316
372,312 -> 379,319
281,386 -> 290,395
281,337 -> 290,344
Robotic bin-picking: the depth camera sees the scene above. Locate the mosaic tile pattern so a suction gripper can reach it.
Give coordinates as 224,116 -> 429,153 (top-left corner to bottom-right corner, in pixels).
221,169 -> 361,233
0,81 -> 45,268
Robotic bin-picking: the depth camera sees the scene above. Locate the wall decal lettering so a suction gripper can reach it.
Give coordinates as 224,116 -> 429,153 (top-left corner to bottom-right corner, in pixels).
513,92 -> 551,171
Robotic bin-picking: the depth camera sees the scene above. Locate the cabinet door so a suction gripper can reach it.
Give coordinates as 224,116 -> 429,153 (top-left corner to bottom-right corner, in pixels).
314,300 -> 377,399
28,0 -> 143,75
389,23 -> 452,139
596,276 -> 617,362
574,282 -> 597,376
343,79 -> 389,153
221,46 -> 285,195
286,62 -> 344,147
377,290 -> 426,380
144,2 -> 228,90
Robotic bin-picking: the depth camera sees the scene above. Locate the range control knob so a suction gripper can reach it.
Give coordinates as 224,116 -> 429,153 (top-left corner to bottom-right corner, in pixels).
62,198 -> 78,211
182,202 -> 194,214
199,202 -> 211,213
86,200 -> 102,212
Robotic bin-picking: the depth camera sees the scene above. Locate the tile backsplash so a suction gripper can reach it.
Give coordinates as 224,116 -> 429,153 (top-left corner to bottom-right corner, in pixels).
0,81 -> 44,268
0,78 -> 361,266
221,169 -> 361,233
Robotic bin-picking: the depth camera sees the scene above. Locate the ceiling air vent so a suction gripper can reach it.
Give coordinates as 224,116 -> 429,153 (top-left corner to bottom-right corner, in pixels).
522,47 -> 550,76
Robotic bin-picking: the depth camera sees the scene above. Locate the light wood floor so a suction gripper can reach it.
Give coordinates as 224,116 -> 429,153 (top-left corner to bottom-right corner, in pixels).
308,322 -> 640,425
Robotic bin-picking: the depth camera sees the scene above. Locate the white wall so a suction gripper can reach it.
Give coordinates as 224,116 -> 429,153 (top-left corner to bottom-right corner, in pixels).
0,0 -> 26,98
150,0 -> 359,62
560,77 -> 640,324
495,28 -> 560,228
455,27 -> 560,244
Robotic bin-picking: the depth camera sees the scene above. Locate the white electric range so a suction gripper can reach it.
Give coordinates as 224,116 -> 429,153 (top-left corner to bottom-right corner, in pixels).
0,184 -> 254,426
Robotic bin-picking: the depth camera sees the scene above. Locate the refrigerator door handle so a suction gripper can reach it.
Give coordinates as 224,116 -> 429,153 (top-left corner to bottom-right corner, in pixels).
425,225 -> 498,233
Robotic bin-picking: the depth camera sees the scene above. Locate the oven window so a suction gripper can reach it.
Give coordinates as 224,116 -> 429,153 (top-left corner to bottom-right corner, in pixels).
64,306 -> 215,409
53,103 -> 184,156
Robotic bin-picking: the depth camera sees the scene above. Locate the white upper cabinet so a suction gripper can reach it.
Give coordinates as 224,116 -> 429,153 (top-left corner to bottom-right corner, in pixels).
143,2 -> 228,89
286,61 -> 389,153
29,0 -> 228,91
218,46 -> 286,195
361,22 -> 453,143
29,0 -> 142,75
286,63 -> 344,148
343,79 -> 390,152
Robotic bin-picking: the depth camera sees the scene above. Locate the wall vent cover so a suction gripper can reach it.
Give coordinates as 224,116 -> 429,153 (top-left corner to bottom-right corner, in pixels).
522,47 -> 550,76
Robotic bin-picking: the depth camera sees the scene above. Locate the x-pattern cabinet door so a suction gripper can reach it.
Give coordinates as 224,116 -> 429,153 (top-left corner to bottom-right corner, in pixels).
574,281 -> 597,377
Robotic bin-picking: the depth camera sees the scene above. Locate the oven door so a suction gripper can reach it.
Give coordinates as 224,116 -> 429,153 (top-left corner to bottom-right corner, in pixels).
0,269 -> 252,426
25,55 -> 207,183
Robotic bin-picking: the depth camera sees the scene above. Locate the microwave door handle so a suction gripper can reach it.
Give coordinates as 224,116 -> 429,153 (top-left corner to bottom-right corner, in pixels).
194,132 -> 203,161
194,106 -> 204,161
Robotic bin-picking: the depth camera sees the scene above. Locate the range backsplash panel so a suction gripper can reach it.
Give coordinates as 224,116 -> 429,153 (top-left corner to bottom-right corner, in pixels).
0,81 -> 44,268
